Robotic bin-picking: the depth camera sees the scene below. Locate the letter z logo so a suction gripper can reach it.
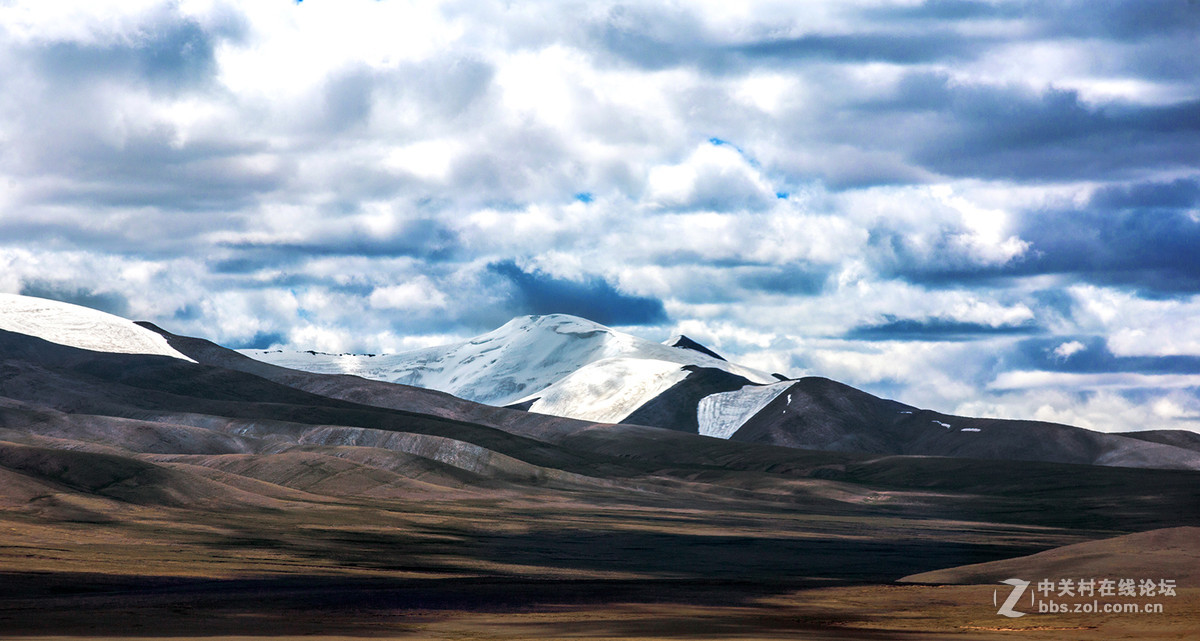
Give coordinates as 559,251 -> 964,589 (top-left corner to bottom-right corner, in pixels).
995,578 -> 1029,617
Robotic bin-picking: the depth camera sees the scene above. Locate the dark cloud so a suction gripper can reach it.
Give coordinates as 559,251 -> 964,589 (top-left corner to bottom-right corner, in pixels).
845,316 -> 1040,342
58,139 -> 285,212
263,275 -> 375,298
1047,0 -> 1200,42
208,255 -> 281,275
865,221 -> 1018,285
220,218 -> 461,264
1,11 -> 271,220
1011,191 -> 1200,295
869,1 -> 1200,45
226,330 -> 287,350
615,262 -> 829,305
594,4 -> 710,71
319,56 -> 494,135
876,177 -> 1200,296
1012,336 -> 1200,375
713,11 -> 1200,189
869,0 -> 1025,22
887,78 -> 1200,181
31,12 -> 243,93
19,282 -> 130,317
172,304 -> 203,321
734,31 -> 985,65
597,12 -> 987,72
1089,178 -> 1200,210
487,260 -> 668,326
738,264 -> 829,296
593,0 -> 1200,99
1029,288 -> 1078,322
204,271 -> 377,298
5,108 -> 286,214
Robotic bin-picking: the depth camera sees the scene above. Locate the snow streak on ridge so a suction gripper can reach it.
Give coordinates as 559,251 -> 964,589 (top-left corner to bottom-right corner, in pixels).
697,381 -> 792,440
520,357 -> 693,423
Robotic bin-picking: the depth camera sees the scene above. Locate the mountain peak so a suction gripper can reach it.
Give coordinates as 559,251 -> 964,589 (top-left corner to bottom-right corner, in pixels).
244,313 -> 776,415
501,313 -> 613,336
665,334 -> 726,361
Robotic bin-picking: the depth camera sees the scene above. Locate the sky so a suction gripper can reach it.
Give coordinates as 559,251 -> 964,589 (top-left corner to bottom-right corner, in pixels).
2,0 -> 1200,433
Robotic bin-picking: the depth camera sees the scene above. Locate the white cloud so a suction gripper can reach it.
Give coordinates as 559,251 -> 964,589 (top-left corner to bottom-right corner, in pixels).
0,0 -> 168,44
1068,286 -> 1200,357
217,1 -> 456,97
1052,340 -> 1086,360
734,73 -> 797,115
956,389 -> 1200,434
369,277 -> 448,312
929,184 -> 1030,266
646,142 -> 775,211
1,0 -> 1198,435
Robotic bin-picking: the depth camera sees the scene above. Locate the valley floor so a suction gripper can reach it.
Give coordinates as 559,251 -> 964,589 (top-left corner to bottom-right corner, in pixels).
2,491 -> 1195,640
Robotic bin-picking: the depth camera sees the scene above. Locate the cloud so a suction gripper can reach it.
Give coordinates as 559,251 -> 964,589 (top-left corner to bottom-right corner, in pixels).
1052,340 -> 1086,360
368,277 -> 448,312
734,30 -> 987,65
878,75 -> 1200,182
956,387 -> 1200,434
487,260 -> 668,326
737,263 -> 830,296
597,4 -> 988,71
2,0 -> 1200,433
1089,177 -> 1200,210
1014,193 -> 1200,295
882,178 -> 1200,296
18,281 -> 130,317
1011,336 -> 1200,375
225,330 -> 286,350
30,15 -> 230,92
646,141 -> 775,211
845,317 -> 1040,342
219,216 -> 462,263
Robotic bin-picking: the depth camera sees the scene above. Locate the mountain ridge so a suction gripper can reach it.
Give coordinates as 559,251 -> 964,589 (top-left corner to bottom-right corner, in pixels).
240,311 -> 1200,471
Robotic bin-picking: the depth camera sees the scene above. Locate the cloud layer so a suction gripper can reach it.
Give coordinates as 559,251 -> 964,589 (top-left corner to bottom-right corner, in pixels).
3,0 -> 1200,433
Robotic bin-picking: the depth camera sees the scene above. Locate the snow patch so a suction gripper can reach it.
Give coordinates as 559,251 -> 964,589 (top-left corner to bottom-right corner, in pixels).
696,381 -> 792,440
522,357 -> 691,423
960,427 -> 981,432
933,420 -> 952,429
0,294 -> 193,362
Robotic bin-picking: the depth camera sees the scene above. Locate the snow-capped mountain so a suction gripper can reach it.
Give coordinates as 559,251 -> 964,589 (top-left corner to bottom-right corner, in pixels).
237,312 -> 1200,471
0,293 -> 193,362
243,314 -> 777,427
2,294 -> 1198,471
